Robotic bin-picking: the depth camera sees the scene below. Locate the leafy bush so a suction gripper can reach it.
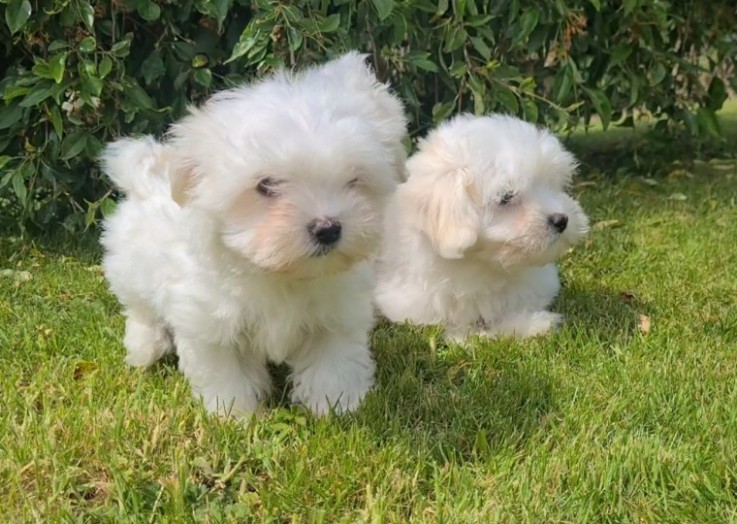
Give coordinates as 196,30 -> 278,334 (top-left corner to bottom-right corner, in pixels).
1,0 -> 735,230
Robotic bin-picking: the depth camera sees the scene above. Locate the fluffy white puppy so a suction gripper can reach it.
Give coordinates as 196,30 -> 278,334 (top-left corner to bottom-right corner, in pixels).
375,114 -> 589,342
100,52 -> 407,417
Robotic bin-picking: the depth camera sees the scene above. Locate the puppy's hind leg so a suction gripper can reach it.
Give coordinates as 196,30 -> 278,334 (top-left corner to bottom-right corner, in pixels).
123,308 -> 175,367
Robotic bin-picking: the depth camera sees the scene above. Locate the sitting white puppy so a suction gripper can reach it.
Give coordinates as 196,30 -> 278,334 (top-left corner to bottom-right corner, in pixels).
375,114 -> 589,342
100,52 -> 407,416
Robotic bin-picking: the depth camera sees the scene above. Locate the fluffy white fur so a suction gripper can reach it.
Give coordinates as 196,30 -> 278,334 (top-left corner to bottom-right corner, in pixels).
375,114 -> 589,341
100,52 -> 407,417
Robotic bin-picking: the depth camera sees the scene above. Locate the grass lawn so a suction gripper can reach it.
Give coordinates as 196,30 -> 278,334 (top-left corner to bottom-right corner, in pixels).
2,105 -> 737,522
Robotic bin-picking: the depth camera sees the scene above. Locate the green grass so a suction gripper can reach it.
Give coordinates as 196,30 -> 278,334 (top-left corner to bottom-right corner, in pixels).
2,108 -> 737,522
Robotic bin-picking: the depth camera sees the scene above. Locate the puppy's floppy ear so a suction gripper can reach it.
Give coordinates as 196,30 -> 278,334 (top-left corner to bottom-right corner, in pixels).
403,167 -> 480,259
164,120 -> 207,207
168,156 -> 197,207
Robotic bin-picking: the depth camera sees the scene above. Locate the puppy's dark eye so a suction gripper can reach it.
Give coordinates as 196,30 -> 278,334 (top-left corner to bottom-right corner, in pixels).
499,191 -> 516,206
256,177 -> 281,198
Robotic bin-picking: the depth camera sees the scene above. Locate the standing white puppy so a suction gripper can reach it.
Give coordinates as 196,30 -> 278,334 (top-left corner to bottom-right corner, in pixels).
101,53 -> 407,416
375,114 -> 589,342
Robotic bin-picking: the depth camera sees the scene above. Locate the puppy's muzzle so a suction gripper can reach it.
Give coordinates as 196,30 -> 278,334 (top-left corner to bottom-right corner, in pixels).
548,213 -> 568,233
308,217 -> 342,255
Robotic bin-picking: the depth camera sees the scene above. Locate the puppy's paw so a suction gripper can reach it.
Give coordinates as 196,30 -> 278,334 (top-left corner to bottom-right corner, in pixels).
123,314 -> 174,367
175,339 -> 272,419
292,379 -> 372,416
520,311 -> 563,337
502,311 -> 563,338
290,340 -> 375,416
198,386 -> 268,420
478,311 -> 563,339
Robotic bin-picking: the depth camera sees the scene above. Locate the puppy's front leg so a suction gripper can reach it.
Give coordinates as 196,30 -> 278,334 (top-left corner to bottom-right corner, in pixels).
289,331 -> 375,416
175,337 -> 271,417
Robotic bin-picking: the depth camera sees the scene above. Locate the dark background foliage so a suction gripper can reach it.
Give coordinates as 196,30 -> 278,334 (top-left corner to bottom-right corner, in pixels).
0,0 -> 735,231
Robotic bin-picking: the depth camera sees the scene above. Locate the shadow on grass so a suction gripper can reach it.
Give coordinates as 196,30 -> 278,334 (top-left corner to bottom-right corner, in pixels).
356,280 -> 652,461
556,281 -> 650,344
0,228 -> 101,265
360,320 -> 558,462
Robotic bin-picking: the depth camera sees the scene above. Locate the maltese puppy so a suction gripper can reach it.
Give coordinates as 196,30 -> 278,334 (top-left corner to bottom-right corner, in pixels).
100,52 -> 407,416
375,114 -> 589,342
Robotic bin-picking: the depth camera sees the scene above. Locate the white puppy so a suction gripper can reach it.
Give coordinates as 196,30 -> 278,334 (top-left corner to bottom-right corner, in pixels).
100,52 -> 407,417
375,114 -> 589,342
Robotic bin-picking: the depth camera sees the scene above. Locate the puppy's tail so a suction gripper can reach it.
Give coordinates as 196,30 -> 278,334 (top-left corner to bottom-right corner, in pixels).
100,136 -> 171,201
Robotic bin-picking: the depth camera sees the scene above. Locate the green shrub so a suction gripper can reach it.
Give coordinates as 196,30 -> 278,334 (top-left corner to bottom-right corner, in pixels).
1,0 -> 735,230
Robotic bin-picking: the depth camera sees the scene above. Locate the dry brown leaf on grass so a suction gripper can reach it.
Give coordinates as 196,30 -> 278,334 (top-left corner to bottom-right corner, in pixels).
668,193 -> 688,201
638,314 -> 651,335
593,220 -> 622,231
0,269 -> 32,282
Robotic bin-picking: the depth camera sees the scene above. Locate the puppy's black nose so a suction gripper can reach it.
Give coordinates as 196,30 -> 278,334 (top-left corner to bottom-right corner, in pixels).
548,213 -> 568,233
308,217 -> 342,246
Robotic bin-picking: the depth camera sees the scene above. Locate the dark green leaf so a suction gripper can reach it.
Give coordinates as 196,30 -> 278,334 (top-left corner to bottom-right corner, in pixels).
138,1 -> 161,22
48,40 -> 68,52
142,52 -> 165,85
11,168 -> 28,204
649,63 -> 666,86
432,101 -> 455,123
320,14 -> 341,33
98,56 -> 113,79
467,75 -> 487,114
584,88 -> 612,129
111,37 -> 132,57
85,135 -> 103,157
78,36 -> 96,53
0,104 -> 24,129
556,66 -> 573,103
610,44 -> 633,67
50,105 -> 63,139
469,36 -> 491,60
227,25 -> 260,64
522,98 -> 538,123
61,132 -> 88,160
0,156 -> 11,171
31,61 -> 52,80
696,108 -> 721,137
371,0 -> 394,20
6,0 -> 32,35
706,77 -> 727,111
512,9 -> 539,47
209,0 -> 232,27
126,83 -> 155,110
407,53 -> 439,72
443,27 -> 467,53
19,83 -> 53,107
100,197 -> 117,218
287,27 -> 303,52
495,86 -> 519,114
49,53 -> 67,83
78,1 -> 94,30
449,62 -> 468,78
193,68 -> 212,88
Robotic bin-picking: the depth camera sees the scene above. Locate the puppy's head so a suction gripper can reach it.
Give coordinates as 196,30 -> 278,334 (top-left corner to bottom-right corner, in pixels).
166,53 -> 407,278
401,114 -> 588,268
